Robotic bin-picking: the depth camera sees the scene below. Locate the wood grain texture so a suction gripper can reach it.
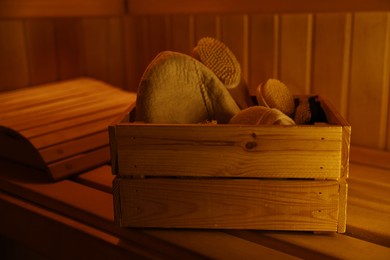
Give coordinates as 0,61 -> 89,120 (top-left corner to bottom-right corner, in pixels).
312,13 -> 351,117
348,13 -> 390,149
279,14 -> 313,94
54,18 -> 84,80
2,159 -> 390,257
249,14 -> 277,94
24,19 -> 58,85
81,18 -> 109,82
115,177 -> 340,231
0,78 -> 136,180
194,15 -> 218,41
0,0 -> 125,18
169,15 -> 193,54
114,122 -> 343,179
127,0 -> 390,14
0,20 -> 29,91
221,15 -> 247,81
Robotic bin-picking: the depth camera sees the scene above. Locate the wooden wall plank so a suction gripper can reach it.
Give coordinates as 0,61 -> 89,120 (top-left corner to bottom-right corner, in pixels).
0,20 -> 29,91
279,14 -> 313,94
312,13 -> 352,117
127,0 -> 390,15
54,18 -> 83,80
221,15 -> 248,82
194,15 -> 218,42
24,19 -> 58,85
385,14 -> 390,151
123,15 -> 140,92
249,14 -> 276,94
348,12 -> 390,148
0,0 -> 125,18
169,15 -> 193,55
81,18 -> 109,82
146,16 -> 170,64
107,17 -> 125,88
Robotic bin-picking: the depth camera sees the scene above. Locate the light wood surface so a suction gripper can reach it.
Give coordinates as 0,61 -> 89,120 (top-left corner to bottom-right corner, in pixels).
0,78 -> 136,180
115,177 -> 341,231
1,12 -> 390,152
0,156 -> 389,258
127,0 -> 390,14
114,123 -> 343,179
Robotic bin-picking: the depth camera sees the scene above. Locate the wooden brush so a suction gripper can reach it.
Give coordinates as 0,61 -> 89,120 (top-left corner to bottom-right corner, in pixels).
256,79 -> 296,118
193,37 -> 253,109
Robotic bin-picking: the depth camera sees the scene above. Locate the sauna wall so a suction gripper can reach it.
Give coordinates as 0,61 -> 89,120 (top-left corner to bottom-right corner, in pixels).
0,12 -> 389,150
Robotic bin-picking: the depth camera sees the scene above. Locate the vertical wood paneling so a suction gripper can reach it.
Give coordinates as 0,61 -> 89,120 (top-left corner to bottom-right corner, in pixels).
312,13 -> 352,117
54,18 -> 83,80
0,20 -> 29,91
249,14 -> 276,94
24,19 -> 58,85
194,15 -> 218,42
81,18 -> 109,82
146,16 -> 170,63
279,14 -> 313,94
170,15 -> 192,55
107,17 -> 125,88
349,13 -> 390,149
386,15 -> 390,151
221,15 -> 248,82
123,15 -> 139,91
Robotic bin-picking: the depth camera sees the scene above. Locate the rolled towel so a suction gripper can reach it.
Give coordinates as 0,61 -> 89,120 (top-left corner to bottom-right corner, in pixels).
136,51 -> 240,124
193,37 -> 253,109
256,79 -> 295,118
229,106 -> 295,125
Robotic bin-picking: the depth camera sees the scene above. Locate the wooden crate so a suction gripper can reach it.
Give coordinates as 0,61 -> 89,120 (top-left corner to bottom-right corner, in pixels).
109,96 -> 350,232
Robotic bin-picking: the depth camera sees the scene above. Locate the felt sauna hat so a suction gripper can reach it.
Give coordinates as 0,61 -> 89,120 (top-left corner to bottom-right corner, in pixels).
135,51 -> 240,124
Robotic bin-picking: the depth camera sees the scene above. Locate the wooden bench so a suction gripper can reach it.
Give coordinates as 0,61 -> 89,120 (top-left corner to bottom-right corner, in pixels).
0,78 -> 389,259
1,1 -> 389,258
0,149 -> 389,258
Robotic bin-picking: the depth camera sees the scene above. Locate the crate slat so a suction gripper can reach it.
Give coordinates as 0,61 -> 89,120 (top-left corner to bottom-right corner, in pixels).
114,177 -> 341,231
114,124 -> 343,179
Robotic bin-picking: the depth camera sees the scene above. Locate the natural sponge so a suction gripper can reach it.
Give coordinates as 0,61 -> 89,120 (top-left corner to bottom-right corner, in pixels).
193,37 -> 253,109
136,51 -> 240,124
256,79 -> 295,118
229,106 -> 295,126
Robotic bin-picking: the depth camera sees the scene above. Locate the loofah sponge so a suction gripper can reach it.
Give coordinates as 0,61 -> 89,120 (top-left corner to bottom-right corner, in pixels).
193,37 -> 253,109
256,79 -> 296,118
229,106 -> 296,125
136,51 -> 240,124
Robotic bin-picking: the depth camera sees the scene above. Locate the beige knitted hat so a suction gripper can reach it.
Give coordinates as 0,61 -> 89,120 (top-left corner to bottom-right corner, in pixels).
229,106 -> 296,125
256,79 -> 296,118
193,37 -> 253,109
136,51 -> 240,124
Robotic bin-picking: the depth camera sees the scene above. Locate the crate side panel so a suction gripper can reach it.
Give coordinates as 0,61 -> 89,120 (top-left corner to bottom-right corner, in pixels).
116,125 -> 343,179
117,178 -> 340,231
